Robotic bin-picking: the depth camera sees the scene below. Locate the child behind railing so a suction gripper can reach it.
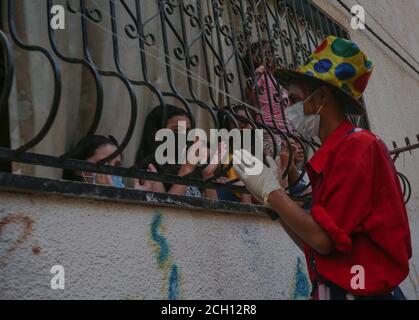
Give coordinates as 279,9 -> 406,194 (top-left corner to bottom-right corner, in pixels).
242,40 -> 290,157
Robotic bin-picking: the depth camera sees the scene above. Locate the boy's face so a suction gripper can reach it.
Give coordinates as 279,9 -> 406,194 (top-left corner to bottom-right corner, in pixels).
288,80 -> 319,115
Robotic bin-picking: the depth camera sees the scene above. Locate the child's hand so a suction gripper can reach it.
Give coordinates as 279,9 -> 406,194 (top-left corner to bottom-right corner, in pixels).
135,164 -> 157,191
279,139 -> 298,172
179,140 -> 202,176
96,174 -> 114,186
201,142 -> 228,179
288,139 -> 298,163
279,140 -> 297,184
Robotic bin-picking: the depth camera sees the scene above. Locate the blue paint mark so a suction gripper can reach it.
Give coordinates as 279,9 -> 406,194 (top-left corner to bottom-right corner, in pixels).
150,213 -> 169,265
241,226 -> 260,249
168,264 -> 179,300
150,212 -> 181,300
241,226 -> 261,273
293,257 -> 310,300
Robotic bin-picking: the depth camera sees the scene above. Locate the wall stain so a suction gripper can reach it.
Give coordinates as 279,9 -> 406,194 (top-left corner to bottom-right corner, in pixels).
149,212 -> 181,300
408,262 -> 419,299
121,293 -> 145,300
168,264 -> 180,300
241,226 -> 261,273
32,244 -> 41,255
150,213 -> 169,267
0,213 -> 34,260
292,257 -> 310,300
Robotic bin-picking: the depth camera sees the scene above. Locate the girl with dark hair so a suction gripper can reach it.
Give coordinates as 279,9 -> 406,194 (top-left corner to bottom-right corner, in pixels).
63,135 -> 156,191
136,105 -> 225,199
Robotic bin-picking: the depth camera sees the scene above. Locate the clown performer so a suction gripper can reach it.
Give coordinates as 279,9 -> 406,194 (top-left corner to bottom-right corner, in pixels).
233,36 -> 412,300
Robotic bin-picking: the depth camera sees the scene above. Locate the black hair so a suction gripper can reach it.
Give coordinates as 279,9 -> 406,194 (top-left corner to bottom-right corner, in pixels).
135,104 -> 195,191
135,104 -> 191,169
62,135 -> 119,182
218,104 -> 256,130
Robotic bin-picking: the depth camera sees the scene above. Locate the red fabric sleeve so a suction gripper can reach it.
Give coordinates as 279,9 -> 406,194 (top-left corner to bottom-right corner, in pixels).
311,205 -> 352,252
312,137 -> 375,253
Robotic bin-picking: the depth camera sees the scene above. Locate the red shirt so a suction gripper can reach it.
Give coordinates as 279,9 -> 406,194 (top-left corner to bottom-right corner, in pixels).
304,120 -> 412,296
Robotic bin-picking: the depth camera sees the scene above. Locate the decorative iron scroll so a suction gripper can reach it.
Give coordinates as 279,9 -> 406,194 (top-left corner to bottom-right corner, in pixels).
0,0 -> 369,196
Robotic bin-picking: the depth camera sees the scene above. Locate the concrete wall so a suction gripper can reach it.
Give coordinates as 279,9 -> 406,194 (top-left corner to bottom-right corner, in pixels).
0,190 -> 418,300
0,191 -> 312,300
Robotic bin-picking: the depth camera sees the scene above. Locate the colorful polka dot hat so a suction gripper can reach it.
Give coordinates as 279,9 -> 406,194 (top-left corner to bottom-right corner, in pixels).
276,36 -> 374,115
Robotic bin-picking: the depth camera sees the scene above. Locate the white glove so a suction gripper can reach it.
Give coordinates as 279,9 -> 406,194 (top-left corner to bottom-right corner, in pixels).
232,149 -> 284,204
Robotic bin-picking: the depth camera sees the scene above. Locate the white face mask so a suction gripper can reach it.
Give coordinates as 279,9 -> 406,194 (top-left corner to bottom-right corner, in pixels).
285,89 -> 326,139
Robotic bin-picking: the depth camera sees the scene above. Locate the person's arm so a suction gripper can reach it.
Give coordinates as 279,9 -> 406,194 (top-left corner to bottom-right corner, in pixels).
202,171 -> 218,200
288,164 -> 300,186
276,216 -> 305,252
252,193 -> 305,251
167,164 -> 195,195
267,190 -> 333,254
167,140 -> 208,196
135,164 -> 164,192
234,139 -> 375,257
151,182 -> 166,193
95,174 -> 114,186
282,139 -> 301,187
200,142 -> 228,200
240,193 -> 253,204
136,163 -> 191,195
233,150 -> 334,255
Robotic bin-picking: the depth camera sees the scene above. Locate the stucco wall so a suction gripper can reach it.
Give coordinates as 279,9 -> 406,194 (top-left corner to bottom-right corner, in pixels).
0,190 -> 418,300
0,191 -> 313,300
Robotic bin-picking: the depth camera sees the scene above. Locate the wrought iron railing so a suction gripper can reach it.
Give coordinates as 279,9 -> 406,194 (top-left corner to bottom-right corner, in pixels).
0,0 -> 366,196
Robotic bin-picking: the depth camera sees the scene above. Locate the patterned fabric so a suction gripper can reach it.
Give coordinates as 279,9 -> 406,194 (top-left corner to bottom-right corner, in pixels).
312,281 -> 406,300
254,74 -> 289,131
276,36 -> 374,115
185,185 -> 202,198
297,36 -> 373,99
249,74 -> 289,158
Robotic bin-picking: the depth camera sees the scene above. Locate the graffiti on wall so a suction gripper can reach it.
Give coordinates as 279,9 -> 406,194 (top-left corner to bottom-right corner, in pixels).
292,257 -> 311,300
1,203 -> 415,300
241,226 -> 262,273
0,212 -> 35,262
241,225 -> 311,300
150,212 -> 181,300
